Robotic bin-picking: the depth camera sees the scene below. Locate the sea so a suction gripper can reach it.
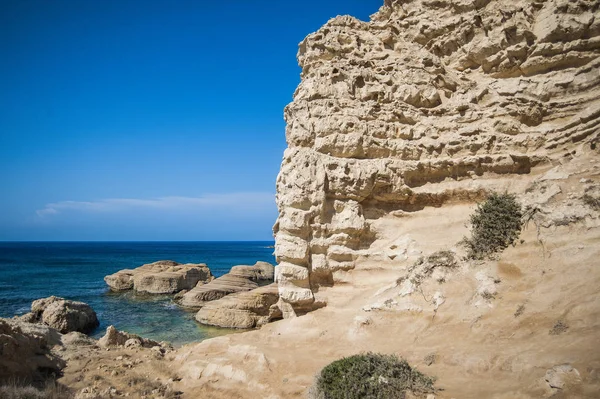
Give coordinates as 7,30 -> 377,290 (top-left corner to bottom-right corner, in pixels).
0,241 -> 275,346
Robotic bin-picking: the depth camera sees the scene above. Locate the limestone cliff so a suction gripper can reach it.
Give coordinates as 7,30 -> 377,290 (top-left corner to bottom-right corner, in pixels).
274,0 -> 600,316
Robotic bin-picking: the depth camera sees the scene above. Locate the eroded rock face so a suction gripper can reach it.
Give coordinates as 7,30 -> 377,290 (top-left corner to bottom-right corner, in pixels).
195,283 -> 282,329
104,260 -> 214,294
178,262 -> 275,308
27,296 -> 99,334
274,0 -> 600,315
0,318 -> 65,384
229,261 -> 275,282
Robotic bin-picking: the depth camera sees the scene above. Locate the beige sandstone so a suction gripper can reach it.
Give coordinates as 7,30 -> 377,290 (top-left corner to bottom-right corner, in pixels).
0,318 -> 65,384
273,0 -> 600,316
168,149 -> 599,398
178,262 -> 275,308
104,260 -> 214,294
195,283 -> 282,329
24,296 -> 99,334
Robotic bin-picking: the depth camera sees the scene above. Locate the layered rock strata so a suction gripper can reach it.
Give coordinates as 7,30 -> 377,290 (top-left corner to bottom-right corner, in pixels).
274,0 -> 600,316
178,262 -> 274,308
104,260 -> 213,294
195,283 -> 282,329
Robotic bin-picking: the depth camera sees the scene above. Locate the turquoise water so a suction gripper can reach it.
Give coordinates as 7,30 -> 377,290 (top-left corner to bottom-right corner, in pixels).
0,241 -> 275,345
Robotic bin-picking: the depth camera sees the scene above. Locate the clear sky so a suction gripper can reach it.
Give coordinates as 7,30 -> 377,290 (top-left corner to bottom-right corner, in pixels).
0,0 -> 380,241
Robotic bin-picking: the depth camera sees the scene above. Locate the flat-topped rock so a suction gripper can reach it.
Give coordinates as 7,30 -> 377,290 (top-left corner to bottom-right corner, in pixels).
104,260 -> 214,294
178,262 -> 275,308
195,283 -> 281,329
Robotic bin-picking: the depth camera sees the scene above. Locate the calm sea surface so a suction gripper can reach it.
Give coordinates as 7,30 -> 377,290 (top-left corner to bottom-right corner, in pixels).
0,241 -> 275,345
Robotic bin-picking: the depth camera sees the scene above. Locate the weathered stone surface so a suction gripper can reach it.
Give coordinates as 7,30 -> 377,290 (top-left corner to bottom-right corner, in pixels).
178,262 -> 275,308
544,364 -> 582,390
178,262 -> 274,308
179,274 -> 258,308
0,318 -> 65,384
61,331 -> 96,347
104,269 -> 136,291
228,261 -> 275,283
274,0 -> 600,315
29,296 -> 99,334
97,325 -> 159,348
104,260 -> 214,294
195,283 -> 282,329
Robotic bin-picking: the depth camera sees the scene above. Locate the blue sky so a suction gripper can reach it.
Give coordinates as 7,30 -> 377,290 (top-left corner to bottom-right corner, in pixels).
0,0 -> 380,241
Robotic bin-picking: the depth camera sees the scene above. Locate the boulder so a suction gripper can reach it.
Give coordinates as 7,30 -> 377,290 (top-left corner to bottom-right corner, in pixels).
229,261 -> 275,283
97,325 -> 159,348
0,318 -> 65,384
195,283 -> 282,329
178,274 -> 258,308
104,260 -> 214,294
29,296 -> 99,334
178,262 -> 275,308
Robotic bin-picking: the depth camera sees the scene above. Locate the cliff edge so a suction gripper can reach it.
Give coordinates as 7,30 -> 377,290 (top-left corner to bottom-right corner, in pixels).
274,0 -> 600,316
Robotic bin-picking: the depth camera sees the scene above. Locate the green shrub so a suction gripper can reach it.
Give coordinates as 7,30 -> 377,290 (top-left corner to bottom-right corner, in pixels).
462,192 -> 523,259
311,352 -> 434,399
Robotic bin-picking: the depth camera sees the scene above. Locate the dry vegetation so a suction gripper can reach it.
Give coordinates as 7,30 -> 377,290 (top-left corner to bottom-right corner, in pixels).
461,193 -> 524,259
310,353 -> 435,399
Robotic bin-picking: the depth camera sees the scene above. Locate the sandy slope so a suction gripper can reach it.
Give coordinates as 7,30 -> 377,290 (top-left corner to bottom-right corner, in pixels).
170,150 -> 600,399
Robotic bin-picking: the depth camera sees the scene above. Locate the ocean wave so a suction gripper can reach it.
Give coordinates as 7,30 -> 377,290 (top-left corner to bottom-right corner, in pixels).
15,306 -> 30,314
161,302 -> 178,310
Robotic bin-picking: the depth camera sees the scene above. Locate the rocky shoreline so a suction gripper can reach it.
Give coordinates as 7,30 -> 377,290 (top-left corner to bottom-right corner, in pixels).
1,311 -> 178,398
1,260 -> 281,396
105,259 -> 281,329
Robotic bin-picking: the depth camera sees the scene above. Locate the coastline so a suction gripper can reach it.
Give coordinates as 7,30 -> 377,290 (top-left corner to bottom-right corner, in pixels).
0,241 -> 275,345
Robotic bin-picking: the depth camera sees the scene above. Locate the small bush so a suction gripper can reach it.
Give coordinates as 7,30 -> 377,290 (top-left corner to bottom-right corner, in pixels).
311,352 -> 434,399
462,192 -> 523,259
